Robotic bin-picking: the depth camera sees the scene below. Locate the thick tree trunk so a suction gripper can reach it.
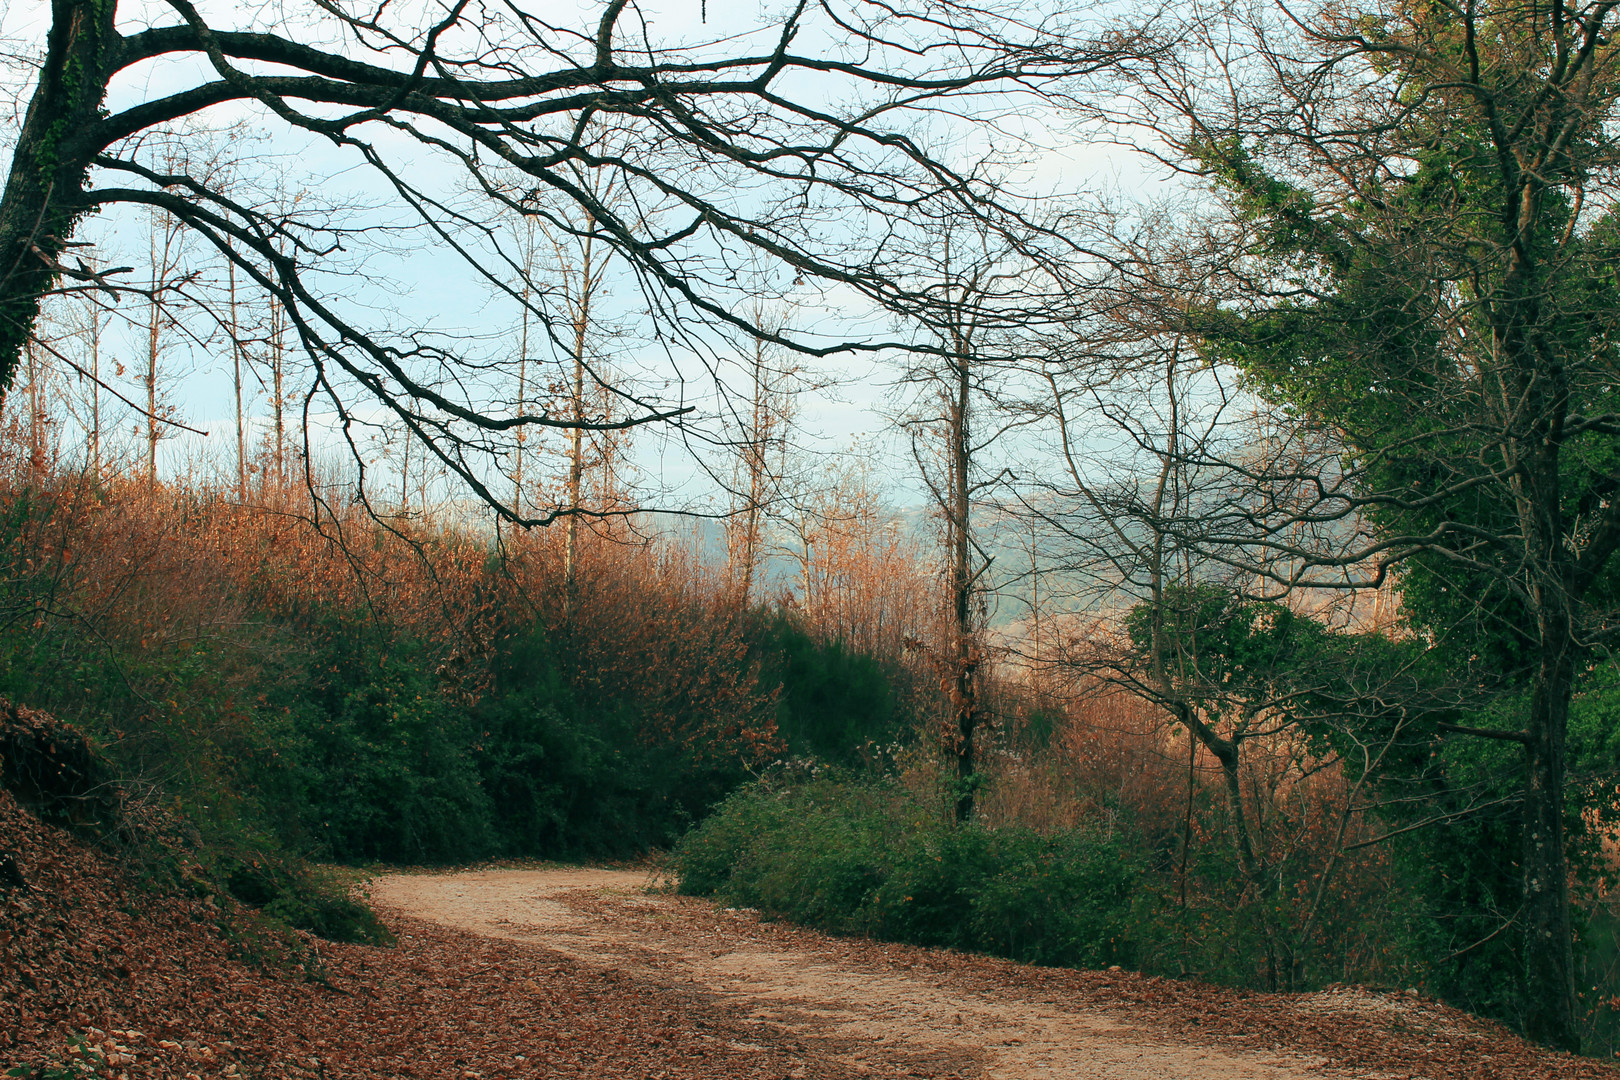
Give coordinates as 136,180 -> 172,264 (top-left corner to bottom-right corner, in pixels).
1522,627 -> 1579,1050
1498,253 -> 1582,1049
0,0 -> 117,398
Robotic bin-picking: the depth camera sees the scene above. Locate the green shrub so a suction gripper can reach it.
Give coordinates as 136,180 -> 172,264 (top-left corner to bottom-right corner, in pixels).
473,625 -> 755,858
673,780 -> 809,896
965,829 -> 1138,968
870,824 -> 992,948
290,628 -> 496,864
216,851 -> 393,945
262,885 -> 392,946
674,773 -> 1144,969
744,804 -> 888,931
763,619 -> 908,763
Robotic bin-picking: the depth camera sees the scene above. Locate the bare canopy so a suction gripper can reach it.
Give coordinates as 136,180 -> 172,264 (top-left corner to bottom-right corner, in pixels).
0,0 -> 1144,522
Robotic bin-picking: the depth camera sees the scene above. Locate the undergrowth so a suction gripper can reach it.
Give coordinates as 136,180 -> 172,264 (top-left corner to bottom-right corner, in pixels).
675,770 -> 1144,969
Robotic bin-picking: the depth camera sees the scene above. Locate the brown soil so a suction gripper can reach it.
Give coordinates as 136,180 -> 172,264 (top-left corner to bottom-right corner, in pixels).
369,867 -> 1613,1080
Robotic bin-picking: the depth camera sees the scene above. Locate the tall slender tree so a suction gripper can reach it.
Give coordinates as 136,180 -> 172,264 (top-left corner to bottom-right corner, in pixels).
724,299 -> 803,607
898,222 -> 1036,821
548,192 -> 615,591
509,213 -> 539,521
227,255 -> 246,499
140,199 -> 186,485
80,288 -> 104,477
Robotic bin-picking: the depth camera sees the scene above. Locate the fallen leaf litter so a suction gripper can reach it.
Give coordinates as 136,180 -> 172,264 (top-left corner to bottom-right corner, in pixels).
5,789 -> 1614,1079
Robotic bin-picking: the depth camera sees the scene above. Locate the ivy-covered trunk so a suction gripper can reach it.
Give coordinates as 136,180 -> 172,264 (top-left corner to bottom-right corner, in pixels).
1498,205 -> 1584,1050
1522,639 -> 1578,1048
1517,450 -> 1582,1050
0,0 -> 117,397
945,331 -> 980,824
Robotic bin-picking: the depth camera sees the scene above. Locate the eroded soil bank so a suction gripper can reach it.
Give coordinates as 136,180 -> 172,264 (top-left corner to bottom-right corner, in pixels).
369,868 -> 1596,1080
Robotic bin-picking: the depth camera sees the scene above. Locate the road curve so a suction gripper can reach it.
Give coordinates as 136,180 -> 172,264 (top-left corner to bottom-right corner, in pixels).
367,868 -> 1335,1080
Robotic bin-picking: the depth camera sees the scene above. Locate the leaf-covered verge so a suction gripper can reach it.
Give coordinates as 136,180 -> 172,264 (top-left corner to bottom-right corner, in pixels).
0,699 -> 387,949
0,785 -> 840,1080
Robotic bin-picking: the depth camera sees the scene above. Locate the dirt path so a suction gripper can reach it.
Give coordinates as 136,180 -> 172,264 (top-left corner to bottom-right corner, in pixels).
367,869 -> 1355,1079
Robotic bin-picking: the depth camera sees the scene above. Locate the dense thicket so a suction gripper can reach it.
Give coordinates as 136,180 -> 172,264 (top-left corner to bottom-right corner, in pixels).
1115,0 -> 1620,1047
0,466 -> 921,873
676,774 -> 1140,970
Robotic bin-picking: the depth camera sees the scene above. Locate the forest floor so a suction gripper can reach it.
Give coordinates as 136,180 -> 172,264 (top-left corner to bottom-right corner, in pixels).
5,774 -> 1615,1080
370,867 -> 1611,1080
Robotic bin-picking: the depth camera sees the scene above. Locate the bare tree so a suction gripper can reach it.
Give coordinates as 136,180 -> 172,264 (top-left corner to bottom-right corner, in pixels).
0,0 -> 1150,522
138,196 -> 187,485
16,337 -> 54,472
507,212 -> 539,520
65,283 -> 108,476
226,254 -> 245,499
265,276 -> 288,483
722,298 -> 804,608
534,160 -> 626,590
897,219 -> 1048,821
81,293 -> 105,478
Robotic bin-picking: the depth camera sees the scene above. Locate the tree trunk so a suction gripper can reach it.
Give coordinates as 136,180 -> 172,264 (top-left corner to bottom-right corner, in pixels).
1522,622 -> 1579,1050
734,343 -> 769,607
0,0 -> 117,399
564,221 -> 597,599
271,295 -> 285,483
24,340 -> 42,472
512,214 -> 536,520
564,316 -> 585,599
88,300 -> 100,475
947,351 -> 979,823
230,259 -> 246,499
513,294 -> 528,516
950,632 -> 978,823
1499,246 -> 1582,1050
1219,742 -> 1281,990
145,276 -> 160,485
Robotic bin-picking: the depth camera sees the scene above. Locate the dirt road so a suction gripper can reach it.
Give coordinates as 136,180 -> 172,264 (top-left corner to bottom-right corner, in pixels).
366,868 -> 1559,1080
